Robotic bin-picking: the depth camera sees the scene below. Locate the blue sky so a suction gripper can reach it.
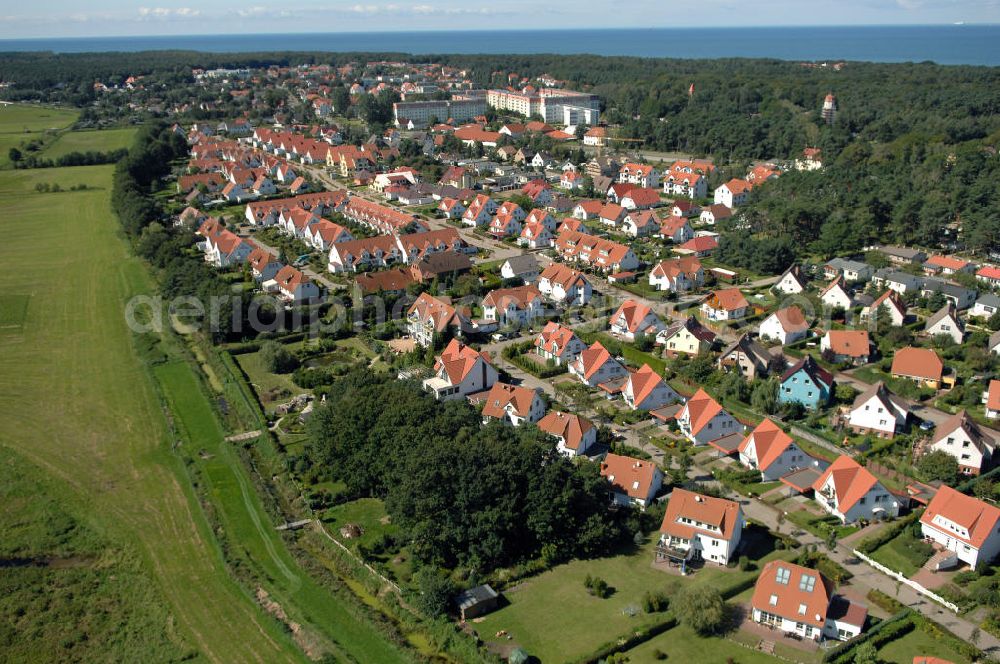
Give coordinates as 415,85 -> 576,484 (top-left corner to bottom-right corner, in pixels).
1,0 -> 998,39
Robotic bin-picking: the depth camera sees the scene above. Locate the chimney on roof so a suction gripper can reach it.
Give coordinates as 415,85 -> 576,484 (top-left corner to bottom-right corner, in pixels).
695,495 -> 703,502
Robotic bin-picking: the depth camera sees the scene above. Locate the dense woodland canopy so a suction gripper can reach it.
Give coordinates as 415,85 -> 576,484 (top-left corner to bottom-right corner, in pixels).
305,370 -> 631,571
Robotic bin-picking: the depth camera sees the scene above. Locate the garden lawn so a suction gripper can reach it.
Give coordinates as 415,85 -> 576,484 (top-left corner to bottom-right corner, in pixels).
625,624 -> 784,664
787,509 -> 859,540
42,127 -> 138,159
877,626 -> 970,664
870,531 -> 934,577
0,104 -> 78,167
477,540 -> 791,663
0,165 -> 303,663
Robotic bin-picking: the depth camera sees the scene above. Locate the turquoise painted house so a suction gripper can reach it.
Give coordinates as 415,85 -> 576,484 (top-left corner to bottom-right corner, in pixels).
779,356 -> 834,408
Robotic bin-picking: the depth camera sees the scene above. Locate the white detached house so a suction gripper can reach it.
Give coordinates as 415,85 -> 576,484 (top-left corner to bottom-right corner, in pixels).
677,388 -> 742,446
921,486 -> 1000,569
812,455 -> 900,523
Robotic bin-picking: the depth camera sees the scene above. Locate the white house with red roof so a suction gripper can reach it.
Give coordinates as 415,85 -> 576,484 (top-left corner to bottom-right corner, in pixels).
921,486 -> 1000,568
462,194 -> 498,227
649,257 -> 704,293
601,453 -> 663,508
984,379 -> 1000,420
821,330 -> 872,365
305,220 -> 353,251
714,178 -> 752,208
677,388 -> 742,446
598,202 -> 627,228
204,228 -> 253,267
534,322 -> 586,366
759,306 -> 811,345
623,364 -> 680,411
569,341 -> 628,388
751,560 -> 866,642
739,419 -> 823,481
618,163 -> 660,189
658,215 -> 695,244
572,199 -> 603,220
482,285 -> 544,327
537,263 -> 592,306
480,382 -> 546,426
609,300 -> 666,341
676,235 -> 718,257
247,246 -> 282,282
976,265 -> 1000,289
701,288 -> 749,322
422,339 -> 498,401
539,411 -> 596,457
924,254 -> 973,276
438,197 -> 466,219
620,187 -> 662,211
861,290 -> 907,327
518,220 -> 554,249
266,266 -> 320,303
560,170 -> 585,191
813,455 -> 900,523
555,230 -> 639,273
658,488 -> 744,565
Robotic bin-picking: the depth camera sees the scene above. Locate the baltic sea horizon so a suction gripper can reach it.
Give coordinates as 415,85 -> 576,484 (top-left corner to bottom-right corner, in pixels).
1,25 -> 999,66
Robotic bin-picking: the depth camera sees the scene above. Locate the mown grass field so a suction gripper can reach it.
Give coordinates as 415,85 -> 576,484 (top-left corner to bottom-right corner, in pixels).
0,104 -> 78,167
0,163 -> 305,663
42,126 -> 138,159
0,446 -> 192,663
153,359 -> 411,664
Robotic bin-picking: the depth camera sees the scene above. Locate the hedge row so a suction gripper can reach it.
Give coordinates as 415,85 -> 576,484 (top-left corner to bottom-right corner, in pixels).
566,615 -> 677,664
856,511 -> 921,554
822,610 -> 914,663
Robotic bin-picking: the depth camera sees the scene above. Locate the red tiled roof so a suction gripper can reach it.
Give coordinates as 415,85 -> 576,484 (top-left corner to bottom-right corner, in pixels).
751,560 -> 832,629
660,488 -> 741,541
601,453 -> 659,500
921,485 -> 1000,550
891,346 -> 943,382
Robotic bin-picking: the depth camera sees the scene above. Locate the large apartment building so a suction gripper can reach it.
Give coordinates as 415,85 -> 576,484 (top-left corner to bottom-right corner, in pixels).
486,88 -> 601,125
393,96 -> 487,127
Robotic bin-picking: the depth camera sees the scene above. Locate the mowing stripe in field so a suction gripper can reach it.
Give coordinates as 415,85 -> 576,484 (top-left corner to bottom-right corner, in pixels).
0,163 -> 304,664
153,358 -> 412,664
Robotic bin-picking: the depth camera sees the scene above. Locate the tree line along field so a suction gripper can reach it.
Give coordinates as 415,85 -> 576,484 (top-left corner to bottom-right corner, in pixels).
0,161 -> 307,663
0,103 -> 78,166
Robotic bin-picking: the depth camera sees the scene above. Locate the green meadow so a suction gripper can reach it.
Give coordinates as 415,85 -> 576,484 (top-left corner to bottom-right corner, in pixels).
0,163 -> 305,663
0,103 -> 78,166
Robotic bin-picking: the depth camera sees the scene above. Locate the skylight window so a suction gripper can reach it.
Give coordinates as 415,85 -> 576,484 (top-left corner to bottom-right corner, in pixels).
775,567 -> 790,585
799,574 -> 816,593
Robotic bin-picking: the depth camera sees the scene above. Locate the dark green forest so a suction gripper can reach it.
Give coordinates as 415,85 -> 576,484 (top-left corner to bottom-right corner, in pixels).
304,370 -> 633,572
